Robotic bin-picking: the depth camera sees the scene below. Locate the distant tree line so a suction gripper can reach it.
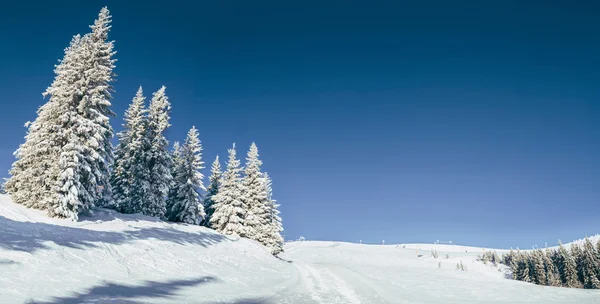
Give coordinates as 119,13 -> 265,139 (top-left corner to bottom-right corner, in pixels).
479,238 -> 600,289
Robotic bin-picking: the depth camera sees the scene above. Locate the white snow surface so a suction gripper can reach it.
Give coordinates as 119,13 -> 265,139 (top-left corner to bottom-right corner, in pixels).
1,194 -> 599,304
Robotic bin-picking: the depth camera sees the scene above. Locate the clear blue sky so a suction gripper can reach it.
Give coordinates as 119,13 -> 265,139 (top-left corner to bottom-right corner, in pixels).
0,1 -> 598,249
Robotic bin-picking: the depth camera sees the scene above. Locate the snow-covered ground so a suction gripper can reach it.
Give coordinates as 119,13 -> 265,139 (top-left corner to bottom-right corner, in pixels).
1,194 -> 599,303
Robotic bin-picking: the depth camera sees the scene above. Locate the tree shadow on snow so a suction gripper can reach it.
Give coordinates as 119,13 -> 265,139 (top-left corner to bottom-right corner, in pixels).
0,215 -> 228,253
79,208 -> 164,223
27,276 -> 218,304
208,299 -> 273,304
0,258 -> 19,265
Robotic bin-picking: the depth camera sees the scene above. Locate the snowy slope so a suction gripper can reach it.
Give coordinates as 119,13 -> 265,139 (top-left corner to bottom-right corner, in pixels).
1,194 -> 599,303
0,195 -> 295,303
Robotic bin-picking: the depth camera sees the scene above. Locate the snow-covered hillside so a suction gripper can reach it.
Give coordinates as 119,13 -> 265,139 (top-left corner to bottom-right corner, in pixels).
1,195 -> 599,303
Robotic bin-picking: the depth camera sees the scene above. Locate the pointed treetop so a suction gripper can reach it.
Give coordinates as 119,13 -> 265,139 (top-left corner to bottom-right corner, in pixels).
148,85 -> 171,133
228,143 -> 238,166
90,7 -> 112,42
173,141 -> 181,153
246,142 -> 262,167
185,126 -> 201,153
211,155 -> 222,173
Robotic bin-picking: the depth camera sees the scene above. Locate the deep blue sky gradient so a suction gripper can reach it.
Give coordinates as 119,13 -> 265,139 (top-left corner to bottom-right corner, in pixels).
0,1 -> 598,249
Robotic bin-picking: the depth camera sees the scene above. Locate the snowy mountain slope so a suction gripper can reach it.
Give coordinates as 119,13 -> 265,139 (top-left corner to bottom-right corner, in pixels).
0,195 -> 295,303
281,241 -> 600,304
1,194 -> 599,303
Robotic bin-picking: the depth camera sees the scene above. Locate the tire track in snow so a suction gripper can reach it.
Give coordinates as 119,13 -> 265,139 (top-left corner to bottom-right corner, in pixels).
294,262 -> 361,304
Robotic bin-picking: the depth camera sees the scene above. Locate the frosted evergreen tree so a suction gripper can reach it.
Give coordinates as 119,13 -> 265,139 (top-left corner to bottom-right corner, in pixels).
78,6 -> 117,208
110,87 -> 150,213
242,143 -> 270,240
6,35 -> 84,211
570,243 -> 586,287
143,86 -> 173,218
210,144 -> 247,236
261,173 -> 284,255
558,242 -> 580,288
52,7 -> 117,219
515,253 -> 532,283
165,141 -> 183,216
543,248 -> 561,287
531,250 -> 547,285
166,127 -> 206,224
202,156 -> 221,227
7,8 -> 117,220
582,238 -> 600,289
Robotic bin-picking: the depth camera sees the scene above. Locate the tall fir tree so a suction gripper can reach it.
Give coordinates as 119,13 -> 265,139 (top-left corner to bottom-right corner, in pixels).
261,173 -> 284,255
6,35 -> 84,211
581,238 -> 600,289
202,156 -> 221,227
166,141 -> 183,217
570,243 -> 586,288
531,250 -> 547,285
210,144 -> 247,236
558,242 -> 580,288
166,127 -> 206,224
242,143 -> 270,241
543,248 -> 561,287
79,6 -> 117,208
7,8 -> 116,220
110,87 -> 150,213
143,86 -> 173,218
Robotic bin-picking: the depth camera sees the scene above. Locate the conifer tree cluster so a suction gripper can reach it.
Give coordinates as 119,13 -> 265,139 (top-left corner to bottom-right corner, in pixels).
4,7 -> 285,255
207,143 -> 284,254
485,238 -> 600,289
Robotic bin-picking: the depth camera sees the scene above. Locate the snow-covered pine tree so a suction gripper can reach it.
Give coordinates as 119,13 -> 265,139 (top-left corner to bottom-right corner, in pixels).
514,251 -> 532,283
582,238 -> 600,289
558,242 -> 580,288
166,127 -> 206,224
165,141 -> 183,217
78,6 -> 117,209
202,156 -> 222,227
261,173 -> 284,255
110,87 -> 150,213
210,144 -> 247,236
570,243 -> 586,288
8,8 -> 117,220
6,35 -> 84,211
242,143 -> 271,241
143,86 -> 173,219
51,7 -> 117,219
531,250 -> 547,285
544,248 -> 561,287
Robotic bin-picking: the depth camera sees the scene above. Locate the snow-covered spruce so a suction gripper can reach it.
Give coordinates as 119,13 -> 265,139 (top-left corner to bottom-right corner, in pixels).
241,143 -> 268,240
261,173 -> 284,255
110,87 -> 151,213
166,141 -> 183,219
143,86 -> 173,219
241,143 -> 284,254
166,127 -> 206,224
6,8 -> 116,220
209,144 -> 247,236
6,35 -> 84,212
202,155 -> 222,227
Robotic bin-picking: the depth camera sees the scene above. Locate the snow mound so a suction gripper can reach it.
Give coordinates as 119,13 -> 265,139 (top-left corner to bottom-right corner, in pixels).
1,194 -> 599,303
